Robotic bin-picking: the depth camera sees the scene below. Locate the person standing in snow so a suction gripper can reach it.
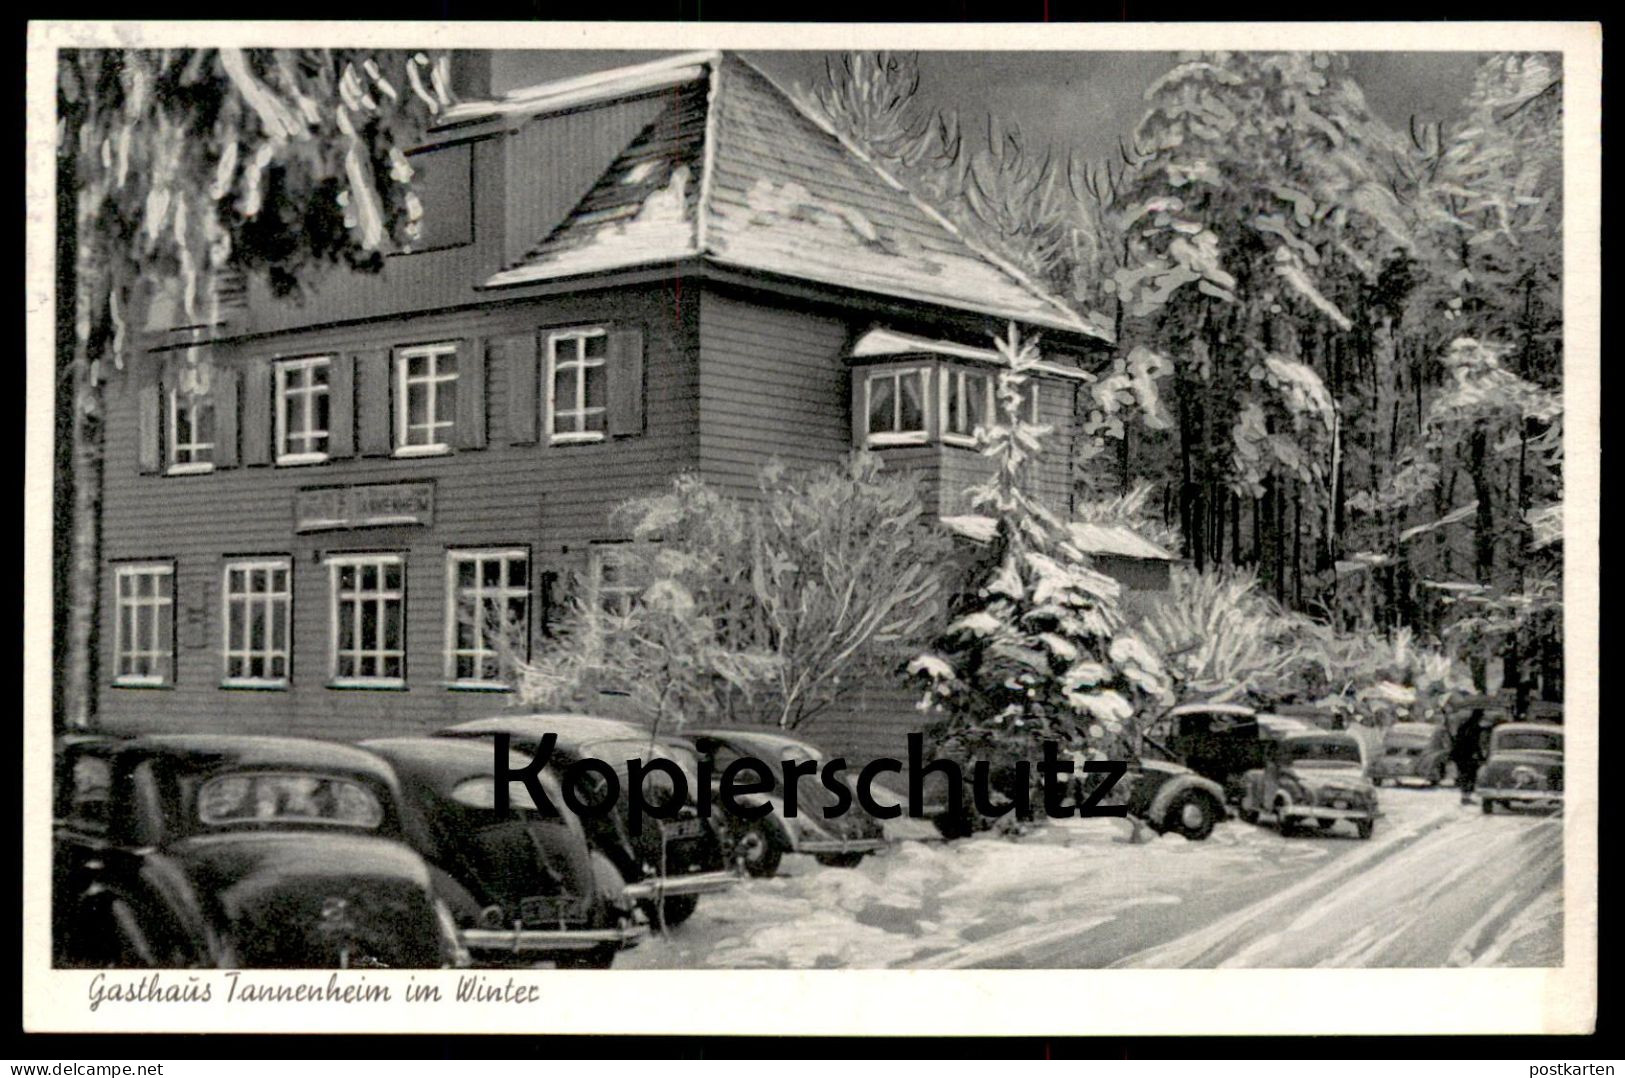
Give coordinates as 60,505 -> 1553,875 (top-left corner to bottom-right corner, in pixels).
1452,709 -> 1488,805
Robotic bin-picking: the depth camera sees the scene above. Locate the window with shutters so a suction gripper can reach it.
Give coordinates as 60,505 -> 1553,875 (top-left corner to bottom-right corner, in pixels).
395,343 -> 458,455
113,562 -> 174,687
222,558 -> 291,687
546,327 -> 608,443
275,357 -> 331,464
862,366 -> 930,446
445,548 -> 529,688
167,388 -> 215,473
327,554 -> 406,687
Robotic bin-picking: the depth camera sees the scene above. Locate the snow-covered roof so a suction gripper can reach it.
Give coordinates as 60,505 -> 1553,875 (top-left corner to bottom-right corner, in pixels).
940,515 -> 1175,563
470,52 -> 1110,344
438,51 -> 720,126
850,327 -> 1096,382
1067,522 -> 1177,562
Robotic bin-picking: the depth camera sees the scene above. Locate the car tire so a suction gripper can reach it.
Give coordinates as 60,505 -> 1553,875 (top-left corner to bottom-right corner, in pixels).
554,945 -> 617,970
1482,798 -> 1496,815
732,821 -> 784,878
1355,819 -> 1374,840
1277,808 -> 1296,837
659,894 -> 699,927
814,851 -> 868,869
1372,777 -> 1384,787
1161,789 -> 1219,841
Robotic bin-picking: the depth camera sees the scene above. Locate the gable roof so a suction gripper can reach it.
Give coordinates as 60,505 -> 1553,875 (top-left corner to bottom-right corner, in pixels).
458,52 -> 1110,344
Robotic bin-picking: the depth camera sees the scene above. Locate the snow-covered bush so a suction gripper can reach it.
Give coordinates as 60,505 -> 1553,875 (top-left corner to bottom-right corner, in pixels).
512,453 -> 948,733
1133,566 -> 1309,707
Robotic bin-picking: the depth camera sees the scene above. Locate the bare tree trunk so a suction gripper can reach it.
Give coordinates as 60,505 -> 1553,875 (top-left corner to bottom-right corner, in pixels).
1292,487 -> 1303,609
53,136 -> 78,732
63,258 -> 104,731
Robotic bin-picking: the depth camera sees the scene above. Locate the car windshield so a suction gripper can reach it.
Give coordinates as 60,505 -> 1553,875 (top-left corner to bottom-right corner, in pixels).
1494,730 -> 1562,753
1282,739 -> 1363,766
197,772 -> 384,828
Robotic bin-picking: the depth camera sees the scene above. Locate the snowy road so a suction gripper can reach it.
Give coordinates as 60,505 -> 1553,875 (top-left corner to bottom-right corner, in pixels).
617,785 -> 1562,970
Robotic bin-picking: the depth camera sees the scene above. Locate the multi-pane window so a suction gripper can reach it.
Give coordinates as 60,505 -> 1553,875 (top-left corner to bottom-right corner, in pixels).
168,389 -> 215,472
276,357 -> 331,463
445,549 -> 529,687
863,367 -> 929,445
547,328 -> 609,443
396,344 -> 458,454
113,563 -> 173,686
942,368 -> 993,446
327,554 -> 405,686
222,559 -> 291,686
589,544 -> 650,618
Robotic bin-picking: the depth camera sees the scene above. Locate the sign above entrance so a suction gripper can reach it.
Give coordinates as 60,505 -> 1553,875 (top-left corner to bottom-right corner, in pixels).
294,481 -> 436,533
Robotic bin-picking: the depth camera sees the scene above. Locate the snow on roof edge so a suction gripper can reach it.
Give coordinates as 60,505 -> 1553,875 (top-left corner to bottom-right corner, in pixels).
852,327 -> 1096,382
438,50 -> 721,126
725,53 -> 1114,347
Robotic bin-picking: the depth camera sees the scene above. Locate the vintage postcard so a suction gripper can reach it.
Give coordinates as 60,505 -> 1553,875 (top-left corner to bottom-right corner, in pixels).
22,20 -> 1599,1037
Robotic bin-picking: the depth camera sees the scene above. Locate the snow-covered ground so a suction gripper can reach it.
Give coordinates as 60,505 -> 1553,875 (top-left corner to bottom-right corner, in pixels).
618,785 -> 1562,969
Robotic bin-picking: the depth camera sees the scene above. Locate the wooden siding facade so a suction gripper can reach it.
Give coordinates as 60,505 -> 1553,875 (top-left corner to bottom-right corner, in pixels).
98,282 -> 699,740
98,276 -> 1093,770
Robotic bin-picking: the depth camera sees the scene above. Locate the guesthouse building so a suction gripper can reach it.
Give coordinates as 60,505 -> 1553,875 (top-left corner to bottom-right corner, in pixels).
95,51 -> 1122,766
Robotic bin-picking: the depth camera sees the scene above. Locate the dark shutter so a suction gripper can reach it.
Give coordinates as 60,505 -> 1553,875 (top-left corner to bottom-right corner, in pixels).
454,339 -> 486,449
328,353 -> 355,458
241,360 -> 272,466
850,368 -> 866,448
356,349 -> 392,456
215,367 -> 239,467
498,333 -> 539,445
136,383 -> 162,474
605,327 -> 644,438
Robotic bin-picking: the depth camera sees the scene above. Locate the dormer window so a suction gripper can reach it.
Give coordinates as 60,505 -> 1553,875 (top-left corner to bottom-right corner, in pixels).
862,366 -> 930,446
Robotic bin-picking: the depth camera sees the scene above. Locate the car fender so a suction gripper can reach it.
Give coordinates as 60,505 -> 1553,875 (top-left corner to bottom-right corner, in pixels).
76,851 -> 221,965
1146,773 -> 1225,822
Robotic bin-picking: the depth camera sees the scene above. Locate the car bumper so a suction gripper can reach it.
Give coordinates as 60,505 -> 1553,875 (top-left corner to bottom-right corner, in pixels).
1478,787 -> 1563,804
459,923 -> 647,958
795,837 -> 886,856
1280,804 -> 1378,821
623,869 -> 739,903
1369,763 -> 1423,779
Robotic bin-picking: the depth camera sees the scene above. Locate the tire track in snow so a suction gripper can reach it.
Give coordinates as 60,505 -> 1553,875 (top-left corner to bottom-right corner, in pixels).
1115,807 -> 1560,969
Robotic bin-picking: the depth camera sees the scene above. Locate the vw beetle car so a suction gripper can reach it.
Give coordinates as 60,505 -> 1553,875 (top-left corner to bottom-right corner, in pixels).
52,734 -> 464,969
1237,730 -> 1380,838
359,737 -> 645,967
680,727 -> 887,876
1370,721 -> 1453,786
437,714 -> 736,926
1477,723 -> 1564,814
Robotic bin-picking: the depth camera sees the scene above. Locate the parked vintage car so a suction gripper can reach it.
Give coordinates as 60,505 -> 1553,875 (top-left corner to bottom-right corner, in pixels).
1237,730 -> 1380,839
1156,703 -> 1312,803
437,714 -> 736,926
1110,755 -> 1230,841
1369,721 -> 1453,786
52,734 -> 464,969
1477,723 -> 1564,814
681,727 -> 888,876
359,737 -> 645,967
